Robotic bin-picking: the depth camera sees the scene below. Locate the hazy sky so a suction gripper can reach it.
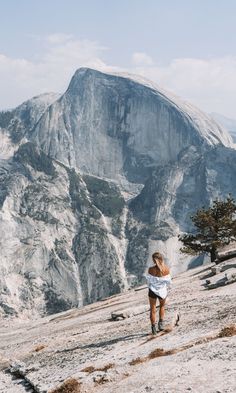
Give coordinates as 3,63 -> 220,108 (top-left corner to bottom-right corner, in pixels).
1,0 -> 236,117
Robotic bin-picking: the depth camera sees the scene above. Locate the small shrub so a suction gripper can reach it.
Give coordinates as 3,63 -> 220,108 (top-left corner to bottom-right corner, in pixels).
34,344 -> 46,352
50,378 -> 80,393
97,363 -> 114,372
81,363 -> 114,373
81,366 -> 96,373
148,348 -> 176,359
219,325 -> 236,338
129,348 -> 177,366
129,357 -> 145,366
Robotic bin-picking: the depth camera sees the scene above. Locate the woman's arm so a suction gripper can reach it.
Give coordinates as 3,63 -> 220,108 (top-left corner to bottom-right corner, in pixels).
164,265 -> 170,275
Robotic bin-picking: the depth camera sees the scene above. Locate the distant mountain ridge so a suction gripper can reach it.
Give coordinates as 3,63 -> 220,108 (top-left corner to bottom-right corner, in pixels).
211,112 -> 236,142
0,68 -> 236,318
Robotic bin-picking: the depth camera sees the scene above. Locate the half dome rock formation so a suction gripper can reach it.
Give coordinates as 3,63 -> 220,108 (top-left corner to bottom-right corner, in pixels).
30,68 -> 232,185
0,68 -> 235,317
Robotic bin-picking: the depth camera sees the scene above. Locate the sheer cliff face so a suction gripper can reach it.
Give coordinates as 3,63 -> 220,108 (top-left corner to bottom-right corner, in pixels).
126,145 -> 236,276
0,143 -> 126,317
30,68 -> 232,185
0,68 -> 235,317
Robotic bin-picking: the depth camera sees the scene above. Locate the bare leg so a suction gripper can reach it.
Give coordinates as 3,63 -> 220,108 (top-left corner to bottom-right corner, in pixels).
159,298 -> 166,321
149,296 -> 157,325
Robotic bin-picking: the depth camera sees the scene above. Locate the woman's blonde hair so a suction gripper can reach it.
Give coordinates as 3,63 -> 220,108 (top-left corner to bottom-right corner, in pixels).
152,252 -> 166,275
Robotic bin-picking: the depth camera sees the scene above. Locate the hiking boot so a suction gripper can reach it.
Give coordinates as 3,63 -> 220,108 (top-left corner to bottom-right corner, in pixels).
151,324 -> 157,335
158,319 -> 165,331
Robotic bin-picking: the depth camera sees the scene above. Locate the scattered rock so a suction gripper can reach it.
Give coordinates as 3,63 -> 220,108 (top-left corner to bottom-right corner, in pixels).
145,386 -> 153,392
93,372 -> 112,384
111,311 -> 131,320
211,266 -> 221,275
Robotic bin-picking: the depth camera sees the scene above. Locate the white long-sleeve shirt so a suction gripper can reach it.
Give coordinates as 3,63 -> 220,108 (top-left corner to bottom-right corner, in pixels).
145,273 -> 171,299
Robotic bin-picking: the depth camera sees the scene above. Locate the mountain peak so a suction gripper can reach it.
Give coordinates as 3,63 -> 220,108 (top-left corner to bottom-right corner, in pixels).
65,68 -> 233,148
66,67 -> 111,93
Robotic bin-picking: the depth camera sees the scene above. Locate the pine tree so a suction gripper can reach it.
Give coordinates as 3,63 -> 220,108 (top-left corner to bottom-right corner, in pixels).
179,196 -> 236,262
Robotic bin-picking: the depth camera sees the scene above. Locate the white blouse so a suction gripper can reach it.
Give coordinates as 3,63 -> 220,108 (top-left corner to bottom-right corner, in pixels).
145,273 -> 172,299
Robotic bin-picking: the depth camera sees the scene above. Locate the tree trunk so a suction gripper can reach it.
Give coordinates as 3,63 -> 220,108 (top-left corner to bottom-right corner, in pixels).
210,246 -> 217,262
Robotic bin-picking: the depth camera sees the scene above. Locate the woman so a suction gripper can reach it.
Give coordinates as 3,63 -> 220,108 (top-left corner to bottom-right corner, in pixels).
145,252 -> 171,335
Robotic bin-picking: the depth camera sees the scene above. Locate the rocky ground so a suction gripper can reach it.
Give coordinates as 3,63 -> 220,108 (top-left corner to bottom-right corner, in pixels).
0,261 -> 235,393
